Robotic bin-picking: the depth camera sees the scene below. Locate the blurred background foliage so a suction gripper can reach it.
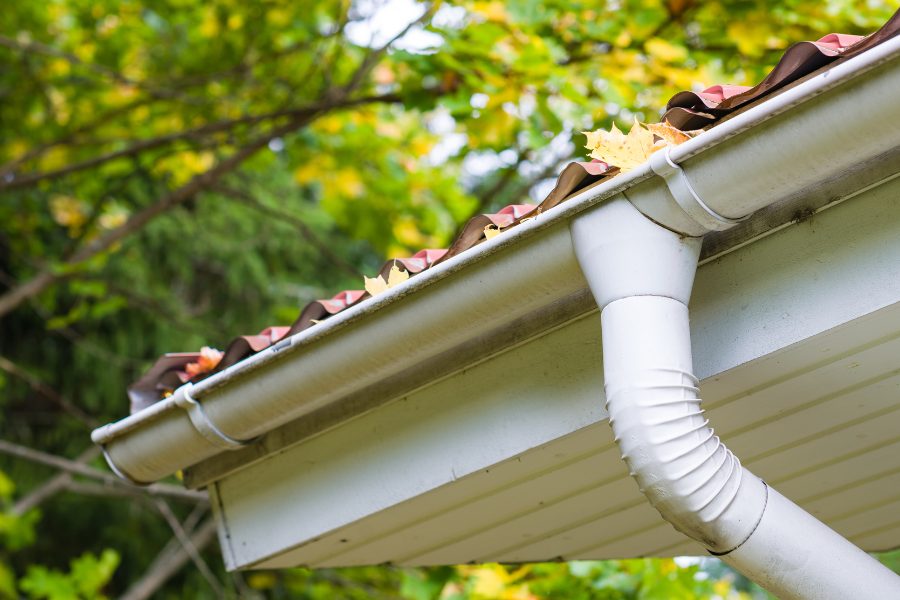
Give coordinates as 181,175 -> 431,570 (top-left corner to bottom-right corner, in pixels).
0,0 -> 897,597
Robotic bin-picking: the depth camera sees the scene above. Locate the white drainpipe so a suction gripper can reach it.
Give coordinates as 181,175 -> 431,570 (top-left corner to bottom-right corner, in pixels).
571,196 -> 900,598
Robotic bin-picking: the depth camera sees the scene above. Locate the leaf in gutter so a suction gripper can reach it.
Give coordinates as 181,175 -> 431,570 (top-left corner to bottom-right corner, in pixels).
583,119 -> 657,172
484,225 -> 501,240
184,346 -> 224,377
583,119 -> 692,173
364,264 -> 409,296
647,120 -> 692,146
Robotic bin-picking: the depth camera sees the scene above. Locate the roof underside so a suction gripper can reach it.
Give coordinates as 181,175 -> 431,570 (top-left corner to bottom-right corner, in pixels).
209,173 -> 900,570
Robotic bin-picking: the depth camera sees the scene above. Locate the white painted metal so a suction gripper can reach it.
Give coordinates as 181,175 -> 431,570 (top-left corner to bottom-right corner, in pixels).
629,33 -> 900,235
226,302 -> 900,569
571,196 -> 899,593
210,179 -> 900,569
92,37 -> 900,485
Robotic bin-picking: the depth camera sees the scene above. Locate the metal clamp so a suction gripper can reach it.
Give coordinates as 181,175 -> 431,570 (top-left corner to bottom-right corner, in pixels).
175,383 -> 257,450
650,147 -> 747,232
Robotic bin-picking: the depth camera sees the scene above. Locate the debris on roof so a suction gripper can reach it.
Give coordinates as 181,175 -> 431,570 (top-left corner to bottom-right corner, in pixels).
127,12 -> 899,414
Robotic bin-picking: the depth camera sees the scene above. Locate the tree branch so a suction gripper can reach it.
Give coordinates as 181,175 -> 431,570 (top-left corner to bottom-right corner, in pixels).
339,2 -> 438,97
13,446 -> 101,514
0,92 -> 403,192
0,34 -> 197,103
119,518 -> 219,600
153,499 -> 224,597
0,355 -> 99,428
0,439 -> 208,504
214,183 -> 362,278
0,117 -> 308,321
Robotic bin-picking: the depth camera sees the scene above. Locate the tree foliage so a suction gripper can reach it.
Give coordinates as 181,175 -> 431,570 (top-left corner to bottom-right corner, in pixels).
0,0 -> 896,597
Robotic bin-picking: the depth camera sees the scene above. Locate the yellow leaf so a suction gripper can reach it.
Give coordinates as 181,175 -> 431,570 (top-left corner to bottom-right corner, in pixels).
50,195 -> 88,231
393,218 -> 428,247
246,572 -> 277,590
387,264 -> 409,287
364,265 -> 409,296
645,38 -> 688,63
315,115 -> 344,134
727,21 -> 775,57
98,206 -> 129,229
614,30 -> 632,48
200,7 -> 220,38
583,119 -> 658,172
471,1 -> 508,22
364,275 -> 387,296
332,168 -> 364,198
293,162 -> 319,185
647,120 -> 691,146
483,225 -> 501,240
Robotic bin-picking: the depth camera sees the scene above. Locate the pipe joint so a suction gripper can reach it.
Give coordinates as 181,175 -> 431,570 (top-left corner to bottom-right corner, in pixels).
570,196 -> 702,310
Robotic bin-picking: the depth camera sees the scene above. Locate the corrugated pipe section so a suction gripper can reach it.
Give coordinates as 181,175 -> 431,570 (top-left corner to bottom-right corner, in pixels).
572,197 -> 900,599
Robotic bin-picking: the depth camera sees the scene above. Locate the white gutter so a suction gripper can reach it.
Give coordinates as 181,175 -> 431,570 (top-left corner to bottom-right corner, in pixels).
92,38 -> 900,576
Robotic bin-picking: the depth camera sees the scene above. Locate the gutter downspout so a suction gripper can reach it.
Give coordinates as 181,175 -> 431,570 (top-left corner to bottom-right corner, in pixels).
571,196 -> 900,598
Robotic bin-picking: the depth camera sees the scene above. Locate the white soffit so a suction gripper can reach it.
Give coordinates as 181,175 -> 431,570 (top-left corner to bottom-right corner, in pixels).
210,174 -> 900,570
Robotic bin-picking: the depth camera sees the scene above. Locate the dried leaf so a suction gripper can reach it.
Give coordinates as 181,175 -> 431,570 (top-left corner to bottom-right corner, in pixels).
386,264 -> 409,287
583,119 -> 658,172
364,275 -> 387,296
647,120 -> 691,146
583,119 -> 693,173
184,346 -> 223,378
484,225 -> 501,240
364,264 -> 409,296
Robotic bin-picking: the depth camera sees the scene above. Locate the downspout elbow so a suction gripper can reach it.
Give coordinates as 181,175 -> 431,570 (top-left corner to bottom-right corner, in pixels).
571,197 -> 767,553
571,196 -> 900,598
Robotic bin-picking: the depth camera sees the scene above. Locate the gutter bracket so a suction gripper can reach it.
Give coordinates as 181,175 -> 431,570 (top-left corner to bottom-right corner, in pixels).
175,383 -> 257,450
650,147 -> 747,232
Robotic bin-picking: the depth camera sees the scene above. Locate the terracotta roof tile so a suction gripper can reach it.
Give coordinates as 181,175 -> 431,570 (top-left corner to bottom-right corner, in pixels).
127,12 -> 900,413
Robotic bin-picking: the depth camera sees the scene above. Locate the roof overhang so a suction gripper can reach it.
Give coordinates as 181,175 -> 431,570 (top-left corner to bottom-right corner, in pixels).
93,37 -> 900,570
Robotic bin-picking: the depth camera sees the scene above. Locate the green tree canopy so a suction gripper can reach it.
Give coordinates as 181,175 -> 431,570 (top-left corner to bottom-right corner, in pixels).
0,0 -> 896,597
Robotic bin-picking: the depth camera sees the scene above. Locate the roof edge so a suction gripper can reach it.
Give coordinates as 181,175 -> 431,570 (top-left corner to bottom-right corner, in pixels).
93,35 -> 900,485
